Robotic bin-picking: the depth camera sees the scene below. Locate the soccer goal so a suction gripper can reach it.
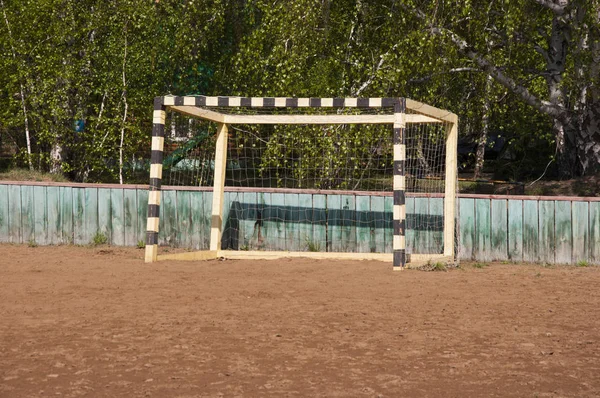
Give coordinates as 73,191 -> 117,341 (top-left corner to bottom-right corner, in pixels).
145,96 -> 458,269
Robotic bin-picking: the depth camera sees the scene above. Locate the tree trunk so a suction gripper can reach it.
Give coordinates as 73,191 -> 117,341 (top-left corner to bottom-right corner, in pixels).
547,14 -> 576,178
18,84 -> 33,171
554,119 -> 578,178
50,142 -> 62,174
474,74 -> 493,179
119,23 -> 128,185
581,36 -> 600,174
580,101 -> 600,174
578,7 -> 600,175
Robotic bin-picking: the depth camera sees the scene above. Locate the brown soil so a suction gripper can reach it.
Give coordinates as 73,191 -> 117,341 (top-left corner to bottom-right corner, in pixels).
525,175 -> 600,197
458,173 -> 600,197
1,245 -> 600,397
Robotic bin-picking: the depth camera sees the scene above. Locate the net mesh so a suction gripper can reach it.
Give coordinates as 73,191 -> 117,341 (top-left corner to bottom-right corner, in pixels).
159,108 -> 452,256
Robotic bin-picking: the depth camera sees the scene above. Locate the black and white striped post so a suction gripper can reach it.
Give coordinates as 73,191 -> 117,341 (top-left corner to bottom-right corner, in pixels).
393,98 -> 407,269
145,97 -> 166,263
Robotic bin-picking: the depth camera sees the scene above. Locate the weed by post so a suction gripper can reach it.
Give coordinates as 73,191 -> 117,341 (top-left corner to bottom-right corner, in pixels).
91,232 -> 108,246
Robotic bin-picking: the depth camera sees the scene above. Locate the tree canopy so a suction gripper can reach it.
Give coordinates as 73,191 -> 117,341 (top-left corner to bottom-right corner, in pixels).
1,0 -> 598,182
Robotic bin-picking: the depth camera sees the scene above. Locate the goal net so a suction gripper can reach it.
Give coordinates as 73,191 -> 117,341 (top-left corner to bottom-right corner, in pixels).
145,96 -> 458,269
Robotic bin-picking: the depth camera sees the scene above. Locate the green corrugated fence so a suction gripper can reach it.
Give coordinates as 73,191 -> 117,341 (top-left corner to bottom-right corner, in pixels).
0,183 -> 148,247
458,195 -> 600,264
1,182 -> 599,265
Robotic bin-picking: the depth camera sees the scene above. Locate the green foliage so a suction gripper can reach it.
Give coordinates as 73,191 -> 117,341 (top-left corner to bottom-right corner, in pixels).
472,262 -> 488,269
137,240 -> 145,249
418,261 -> 448,271
430,262 -> 447,272
258,123 -> 393,190
306,239 -> 321,252
1,0 -> 598,182
91,232 -> 108,246
0,0 -> 223,182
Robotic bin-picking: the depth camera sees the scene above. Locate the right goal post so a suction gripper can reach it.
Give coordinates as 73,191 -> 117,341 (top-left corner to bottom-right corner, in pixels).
144,96 -> 458,269
405,99 -> 459,261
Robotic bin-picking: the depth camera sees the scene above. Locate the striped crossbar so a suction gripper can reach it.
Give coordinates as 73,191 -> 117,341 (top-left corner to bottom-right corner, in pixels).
161,96 -> 400,109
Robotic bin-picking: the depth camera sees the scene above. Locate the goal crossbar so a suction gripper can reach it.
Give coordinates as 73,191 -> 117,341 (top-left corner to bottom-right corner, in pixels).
145,96 -> 458,270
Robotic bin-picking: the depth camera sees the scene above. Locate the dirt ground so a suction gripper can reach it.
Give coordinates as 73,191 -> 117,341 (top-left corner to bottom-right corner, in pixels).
1,245 -> 600,397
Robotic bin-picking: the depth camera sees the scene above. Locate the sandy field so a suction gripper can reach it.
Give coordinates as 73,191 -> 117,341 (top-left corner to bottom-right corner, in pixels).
1,244 -> 600,397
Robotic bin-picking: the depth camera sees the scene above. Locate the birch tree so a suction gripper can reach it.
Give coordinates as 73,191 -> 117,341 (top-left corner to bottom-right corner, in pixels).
406,0 -> 600,177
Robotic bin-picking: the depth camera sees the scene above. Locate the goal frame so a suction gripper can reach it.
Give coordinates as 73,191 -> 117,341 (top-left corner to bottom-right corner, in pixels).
144,96 -> 458,269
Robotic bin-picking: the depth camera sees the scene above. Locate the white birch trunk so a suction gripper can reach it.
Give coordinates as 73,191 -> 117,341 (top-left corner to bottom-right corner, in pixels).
547,14 -> 576,177
50,143 -> 62,174
475,74 -> 493,179
119,25 -> 128,185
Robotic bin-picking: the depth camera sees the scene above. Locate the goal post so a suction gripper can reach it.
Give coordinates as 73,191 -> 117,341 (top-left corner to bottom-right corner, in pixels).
144,96 -> 458,269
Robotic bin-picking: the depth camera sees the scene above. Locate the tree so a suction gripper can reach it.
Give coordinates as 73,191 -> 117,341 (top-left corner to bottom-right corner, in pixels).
218,0 -> 510,183
405,0 -> 600,177
0,0 -> 32,170
2,0 -> 597,183
0,0 -> 225,182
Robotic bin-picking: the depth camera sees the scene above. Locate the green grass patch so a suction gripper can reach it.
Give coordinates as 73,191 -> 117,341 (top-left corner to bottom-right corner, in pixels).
430,262 -> 447,272
91,232 -> 108,246
306,240 -> 321,252
0,168 -> 69,182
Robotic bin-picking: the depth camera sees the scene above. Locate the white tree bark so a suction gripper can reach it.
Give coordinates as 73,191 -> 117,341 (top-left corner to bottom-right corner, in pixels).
50,143 -> 62,174
119,25 -> 128,185
475,74 -> 493,179
546,12 -> 575,177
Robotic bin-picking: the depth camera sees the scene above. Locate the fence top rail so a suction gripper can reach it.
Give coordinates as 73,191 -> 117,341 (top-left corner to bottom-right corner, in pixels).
2,180 -> 600,202
0,180 -> 149,189
456,193 -> 600,202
